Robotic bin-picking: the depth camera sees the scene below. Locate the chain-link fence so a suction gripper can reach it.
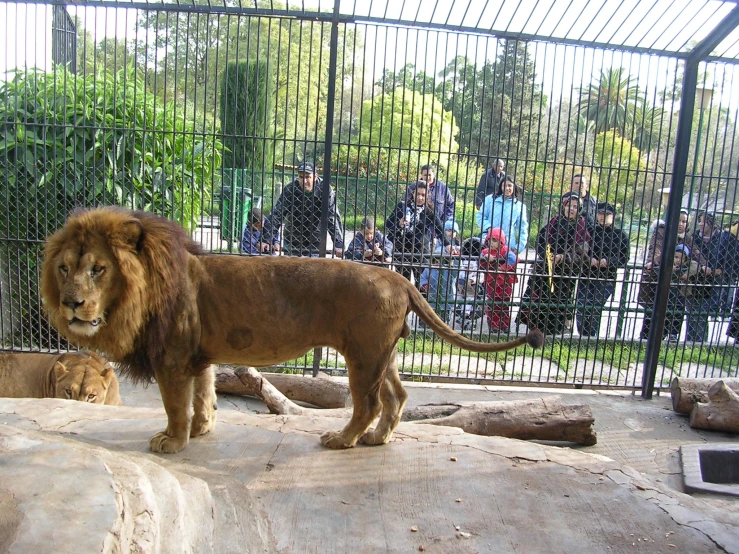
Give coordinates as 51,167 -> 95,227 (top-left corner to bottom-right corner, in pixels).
2,0 -> 739,394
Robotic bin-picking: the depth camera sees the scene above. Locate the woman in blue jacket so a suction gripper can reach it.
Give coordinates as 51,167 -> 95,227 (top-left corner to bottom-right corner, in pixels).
475,176 -> 529,255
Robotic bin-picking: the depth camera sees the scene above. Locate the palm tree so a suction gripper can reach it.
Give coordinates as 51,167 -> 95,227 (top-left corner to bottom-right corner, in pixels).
577,68 -> 644,135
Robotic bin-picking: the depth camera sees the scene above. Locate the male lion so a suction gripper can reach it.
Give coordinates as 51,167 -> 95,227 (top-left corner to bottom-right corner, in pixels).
0,350 -> 122,405
41,207 -> 543,453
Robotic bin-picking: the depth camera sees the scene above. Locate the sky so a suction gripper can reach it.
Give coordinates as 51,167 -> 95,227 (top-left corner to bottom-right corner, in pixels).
1,0 -> 737,114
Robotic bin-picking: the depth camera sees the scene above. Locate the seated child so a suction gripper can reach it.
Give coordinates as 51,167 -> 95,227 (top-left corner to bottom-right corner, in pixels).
240,208 -> 276,255
345,216 -> 393,262
479,228 -> 518,331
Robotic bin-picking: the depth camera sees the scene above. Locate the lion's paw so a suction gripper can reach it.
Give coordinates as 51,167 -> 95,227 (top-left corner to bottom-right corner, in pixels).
191,411 -> 217,437
149,431 -> 189,453
320,430 -> 356,449
359,430 -> 390,446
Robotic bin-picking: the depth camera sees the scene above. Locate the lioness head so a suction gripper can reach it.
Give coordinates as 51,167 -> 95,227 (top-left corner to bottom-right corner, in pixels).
53,352 -> 122,405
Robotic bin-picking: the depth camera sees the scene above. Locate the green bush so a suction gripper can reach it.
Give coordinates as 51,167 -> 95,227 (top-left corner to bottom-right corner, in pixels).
0,65 -> 222,347
0,66 -> 223,234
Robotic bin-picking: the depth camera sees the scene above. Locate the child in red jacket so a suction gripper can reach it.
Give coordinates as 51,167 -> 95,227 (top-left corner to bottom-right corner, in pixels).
479,228 -> 518,330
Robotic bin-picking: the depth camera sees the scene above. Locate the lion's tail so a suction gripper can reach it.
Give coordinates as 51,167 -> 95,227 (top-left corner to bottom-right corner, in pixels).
406,282 -> 544,353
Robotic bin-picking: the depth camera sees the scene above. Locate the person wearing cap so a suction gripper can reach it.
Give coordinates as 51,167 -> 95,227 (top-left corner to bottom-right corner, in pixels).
517,192 -> 594,335
386,180 -> 457,286
686,211 -> 739,342
262,162 -> 344,257
474,158 -> 506,209
475,175 -> 529,255
575,202 -> 631,337
570,174 -> 599,231
344,216 -> 393,263
401,164 -> 456,227
638,209 -> 701,340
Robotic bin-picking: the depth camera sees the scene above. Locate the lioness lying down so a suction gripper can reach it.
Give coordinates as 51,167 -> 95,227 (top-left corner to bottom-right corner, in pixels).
41,207 -> 543,453
0,350 -> 122,405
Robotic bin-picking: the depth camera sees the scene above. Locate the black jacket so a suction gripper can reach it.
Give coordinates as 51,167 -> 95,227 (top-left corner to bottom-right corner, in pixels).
263,177 -> 344,253
474,168 -> 506,208
584,224 -> 631,281
385,202 -> 448,254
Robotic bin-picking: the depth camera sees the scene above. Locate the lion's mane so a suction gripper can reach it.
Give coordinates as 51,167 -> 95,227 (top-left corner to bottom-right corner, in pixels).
41,207 -> 202,382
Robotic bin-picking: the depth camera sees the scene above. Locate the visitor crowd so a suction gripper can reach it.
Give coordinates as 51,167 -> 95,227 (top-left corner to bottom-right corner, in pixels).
241,160 -> 739,344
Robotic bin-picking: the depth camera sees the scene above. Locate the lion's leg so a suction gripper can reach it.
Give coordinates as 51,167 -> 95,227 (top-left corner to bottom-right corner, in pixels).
320,352 -> 387,450
191,365 -> 217,437
360,349 -> 408,446
149,367 -> 194,454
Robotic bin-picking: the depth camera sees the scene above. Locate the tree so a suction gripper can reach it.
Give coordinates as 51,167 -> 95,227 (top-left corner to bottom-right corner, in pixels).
349,87 -> 459,179
577,68 -> 644,135
220,60 -> 275,170
593,130 -> 643,208
135,1 -> 363,166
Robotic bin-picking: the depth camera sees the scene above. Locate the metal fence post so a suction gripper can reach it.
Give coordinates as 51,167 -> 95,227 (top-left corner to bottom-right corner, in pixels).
641,5 -> 739,398
313,0 -> 342,377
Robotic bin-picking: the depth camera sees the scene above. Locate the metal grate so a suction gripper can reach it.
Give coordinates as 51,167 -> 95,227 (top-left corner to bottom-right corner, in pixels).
1,0 -> 739,395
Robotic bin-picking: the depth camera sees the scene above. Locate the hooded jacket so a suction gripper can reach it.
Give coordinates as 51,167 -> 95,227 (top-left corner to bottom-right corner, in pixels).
536,194 -> 591,266
479,228 -> 518,297
475,193 -> 529,254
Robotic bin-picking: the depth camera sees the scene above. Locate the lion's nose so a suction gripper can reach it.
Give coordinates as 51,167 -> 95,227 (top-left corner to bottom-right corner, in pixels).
62,299 -> 85,310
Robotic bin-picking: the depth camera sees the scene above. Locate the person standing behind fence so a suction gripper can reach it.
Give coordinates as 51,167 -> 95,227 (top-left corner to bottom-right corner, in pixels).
571,174 -> 598,231
402,164 -> 456,227
516,192 -> 593,335
638,210 -> 700,340
686,212 -> 739,342
575,203 -> 630,338
344,216 -> 393,263
474,159 -> 506,209
386,181 -> 456,286
475,175 -> 529,256
262,162 -> 344,257
479,228 -> 518,331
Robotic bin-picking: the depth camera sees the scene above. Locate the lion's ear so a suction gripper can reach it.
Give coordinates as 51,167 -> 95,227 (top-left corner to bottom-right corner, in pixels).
100,365 -> 114,389
53,361 -> 68,379
113,220 -> 145,252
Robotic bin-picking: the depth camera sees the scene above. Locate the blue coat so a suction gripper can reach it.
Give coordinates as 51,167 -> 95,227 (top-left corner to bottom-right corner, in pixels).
475,195 -> 529,254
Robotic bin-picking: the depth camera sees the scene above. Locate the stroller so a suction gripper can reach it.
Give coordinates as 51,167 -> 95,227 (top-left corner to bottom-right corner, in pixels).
447,237 -> 486,332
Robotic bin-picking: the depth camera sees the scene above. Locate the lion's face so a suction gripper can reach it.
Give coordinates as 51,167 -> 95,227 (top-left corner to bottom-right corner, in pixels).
53,353 -> 118,404
51,235 -> 125,338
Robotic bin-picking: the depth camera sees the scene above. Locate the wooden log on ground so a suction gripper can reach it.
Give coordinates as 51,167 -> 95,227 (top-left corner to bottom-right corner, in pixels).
403,398 -> 597,446
215,366 -> 352,408
689,380 -> 739,433
670,377 -> 739,415
229,367 -> 597,445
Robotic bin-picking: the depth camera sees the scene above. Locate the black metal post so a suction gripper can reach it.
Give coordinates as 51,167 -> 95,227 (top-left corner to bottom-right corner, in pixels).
642,5 -> 739,398
313,0 -> 341,377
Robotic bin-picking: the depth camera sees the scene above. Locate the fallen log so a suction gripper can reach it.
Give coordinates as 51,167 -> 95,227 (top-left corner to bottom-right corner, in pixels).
403,398 -> 597,446
670,377 -> 739,415
228,367 -> 597,445
689,380 -> 739,433
215,366 -> 352,409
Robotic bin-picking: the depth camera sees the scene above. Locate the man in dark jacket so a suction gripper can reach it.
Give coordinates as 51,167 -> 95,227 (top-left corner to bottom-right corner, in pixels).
571,174 -> 598,231
474,159 -> 505,209
576,202 -> 631,337
262,162 -> 344,257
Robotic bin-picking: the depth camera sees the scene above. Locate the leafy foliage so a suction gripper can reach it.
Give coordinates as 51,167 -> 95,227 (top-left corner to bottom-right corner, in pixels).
593,130 -> 643,207
0,66 -> 223,237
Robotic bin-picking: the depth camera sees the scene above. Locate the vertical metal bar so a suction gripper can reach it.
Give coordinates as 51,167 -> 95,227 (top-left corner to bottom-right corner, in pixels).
313,0 -> 341,377
641,60 -> 698,398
